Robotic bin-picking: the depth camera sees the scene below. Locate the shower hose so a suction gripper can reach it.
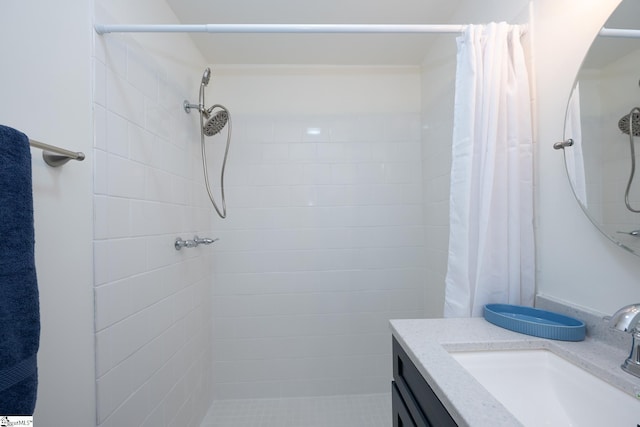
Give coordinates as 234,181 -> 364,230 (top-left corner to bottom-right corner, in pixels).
199,87 -> 231,219
624,107 -> 640,213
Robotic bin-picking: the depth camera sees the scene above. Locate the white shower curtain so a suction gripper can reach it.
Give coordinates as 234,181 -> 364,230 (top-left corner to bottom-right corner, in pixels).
444,22 -> 534,318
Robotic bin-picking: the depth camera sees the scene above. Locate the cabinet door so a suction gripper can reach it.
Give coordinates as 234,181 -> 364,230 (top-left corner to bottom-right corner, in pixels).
392,381 -> 417,427
393,338 -> 458,427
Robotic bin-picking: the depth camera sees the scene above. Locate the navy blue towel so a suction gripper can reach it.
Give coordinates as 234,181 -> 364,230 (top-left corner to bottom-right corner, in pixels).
0,125 -> 39,415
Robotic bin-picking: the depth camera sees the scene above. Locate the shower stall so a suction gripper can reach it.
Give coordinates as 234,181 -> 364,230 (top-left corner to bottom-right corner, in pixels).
90,1 -> 530,426
93,38 -> 441,427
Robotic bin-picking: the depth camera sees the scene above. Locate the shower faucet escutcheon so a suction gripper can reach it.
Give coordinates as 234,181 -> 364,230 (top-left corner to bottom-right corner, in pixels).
607,303 -> 640,378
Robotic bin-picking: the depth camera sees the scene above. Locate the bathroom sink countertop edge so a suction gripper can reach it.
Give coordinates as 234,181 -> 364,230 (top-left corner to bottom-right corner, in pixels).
389,317 -> 640,427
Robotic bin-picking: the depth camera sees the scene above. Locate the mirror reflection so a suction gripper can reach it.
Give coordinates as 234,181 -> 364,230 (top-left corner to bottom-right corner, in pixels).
563,0 -> 640,255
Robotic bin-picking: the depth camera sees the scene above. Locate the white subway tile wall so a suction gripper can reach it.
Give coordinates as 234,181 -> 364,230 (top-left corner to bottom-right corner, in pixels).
210,111 -> 426,399
93,32 -> 213,427
421,55 -> 456,318
579,52 -> 640,238
552,52 -> 640,266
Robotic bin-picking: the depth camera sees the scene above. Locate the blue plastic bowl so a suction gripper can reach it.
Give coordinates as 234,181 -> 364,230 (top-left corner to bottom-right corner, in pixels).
484,304 -> 586,341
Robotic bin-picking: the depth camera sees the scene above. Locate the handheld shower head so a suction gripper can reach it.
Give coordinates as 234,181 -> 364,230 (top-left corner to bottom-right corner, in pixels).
203,108 -> 229,136
186,67 -> 233,218
202,67 -> 211,86
619,111 -> 640,136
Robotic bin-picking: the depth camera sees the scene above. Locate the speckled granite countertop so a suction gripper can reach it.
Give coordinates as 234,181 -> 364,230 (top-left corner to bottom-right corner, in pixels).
390,317 -> 640,427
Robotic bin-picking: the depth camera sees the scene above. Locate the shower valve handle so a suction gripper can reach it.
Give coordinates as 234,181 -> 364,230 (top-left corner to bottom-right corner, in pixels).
194,236 -> 218,246
175,236 -> 219,250
175,237 -> 197,250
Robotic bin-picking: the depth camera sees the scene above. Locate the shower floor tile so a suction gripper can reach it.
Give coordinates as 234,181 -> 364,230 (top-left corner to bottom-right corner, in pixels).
199,393 -> 391,427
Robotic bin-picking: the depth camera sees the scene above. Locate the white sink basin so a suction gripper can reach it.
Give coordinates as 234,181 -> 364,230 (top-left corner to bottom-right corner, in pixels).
450,349 -> 639,426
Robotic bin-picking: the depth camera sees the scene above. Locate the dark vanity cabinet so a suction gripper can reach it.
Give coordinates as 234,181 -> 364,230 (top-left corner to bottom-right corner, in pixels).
392,337 -> 458,427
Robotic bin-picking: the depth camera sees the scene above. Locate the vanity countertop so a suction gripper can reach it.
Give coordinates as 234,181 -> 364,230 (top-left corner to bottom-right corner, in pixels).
390,317 -> 640,427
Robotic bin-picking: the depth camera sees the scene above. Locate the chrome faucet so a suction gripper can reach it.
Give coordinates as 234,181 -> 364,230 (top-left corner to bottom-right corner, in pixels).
608,303 -> 640,378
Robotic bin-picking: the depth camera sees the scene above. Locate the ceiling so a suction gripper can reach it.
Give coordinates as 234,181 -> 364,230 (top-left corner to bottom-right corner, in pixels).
163,0 -> 467,65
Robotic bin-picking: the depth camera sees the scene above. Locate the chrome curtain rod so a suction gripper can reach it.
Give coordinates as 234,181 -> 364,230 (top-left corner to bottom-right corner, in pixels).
94,24 -> 468,35
94,24 -> 640,38
599,27 -> 640,38
29,139 -> 85,167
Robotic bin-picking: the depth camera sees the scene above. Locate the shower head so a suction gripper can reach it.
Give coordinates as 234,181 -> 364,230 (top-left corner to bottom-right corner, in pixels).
202,67 -> 211,86
203,108 -> 229,136
619,110 -> 640,136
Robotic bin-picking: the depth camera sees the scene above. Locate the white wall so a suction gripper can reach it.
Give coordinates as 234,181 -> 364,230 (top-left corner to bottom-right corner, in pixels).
0,1 -> 95,425
93,2 -> 214,426
208,66 -> 425,398
533,0 -> 640,315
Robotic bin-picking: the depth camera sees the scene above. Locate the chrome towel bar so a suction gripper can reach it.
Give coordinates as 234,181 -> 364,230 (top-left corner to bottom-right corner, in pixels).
29,139 -> 85,167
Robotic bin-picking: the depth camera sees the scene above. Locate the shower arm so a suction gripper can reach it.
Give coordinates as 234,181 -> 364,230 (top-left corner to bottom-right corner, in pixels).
183,100 -> 201,114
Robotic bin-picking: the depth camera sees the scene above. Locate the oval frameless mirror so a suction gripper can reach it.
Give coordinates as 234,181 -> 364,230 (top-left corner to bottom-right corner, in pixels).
561,0 -> 640,255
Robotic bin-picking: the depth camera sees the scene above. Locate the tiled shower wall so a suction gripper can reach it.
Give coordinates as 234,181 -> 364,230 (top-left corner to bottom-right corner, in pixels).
210,110 -> 426,398
579,48 -> 640,245
421,38 -> 457,319
92,29 -> 213,427
598,50 -> 640,231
